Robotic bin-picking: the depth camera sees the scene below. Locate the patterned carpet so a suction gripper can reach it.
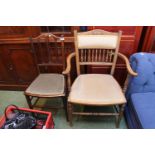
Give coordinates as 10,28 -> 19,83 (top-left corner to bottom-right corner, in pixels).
0,90 -> 127,129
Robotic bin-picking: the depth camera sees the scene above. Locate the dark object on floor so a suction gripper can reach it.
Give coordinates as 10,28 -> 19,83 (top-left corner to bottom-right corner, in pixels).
125,53 -> 155,129
1,105 -> 36,129
0,105 -> 54,129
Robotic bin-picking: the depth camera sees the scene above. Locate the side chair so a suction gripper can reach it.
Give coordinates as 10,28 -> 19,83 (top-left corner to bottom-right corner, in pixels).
24,33 -> 68,120
63,29 -> 137,127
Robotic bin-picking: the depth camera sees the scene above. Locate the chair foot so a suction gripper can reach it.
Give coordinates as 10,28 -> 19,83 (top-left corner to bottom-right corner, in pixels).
116,104 -> 125,128
68,103 -> 73,126
62,96 -> 69,121
25,95 -> 33,109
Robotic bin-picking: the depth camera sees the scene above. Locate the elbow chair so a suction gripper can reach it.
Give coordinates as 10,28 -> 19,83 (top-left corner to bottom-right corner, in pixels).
63,29 -> 137,128
24,33 -> 68,120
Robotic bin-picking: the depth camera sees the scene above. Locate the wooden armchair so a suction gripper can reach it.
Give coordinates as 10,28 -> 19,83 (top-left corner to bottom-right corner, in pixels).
24,33 -> 68,120
63,29 -> 137,127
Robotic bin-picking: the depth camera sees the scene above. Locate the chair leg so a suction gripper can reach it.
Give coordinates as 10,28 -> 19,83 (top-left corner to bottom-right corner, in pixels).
25,95 -> 33,109
116,104 -> 125,128
68,103 -> 73,126
62,96 -> 68,121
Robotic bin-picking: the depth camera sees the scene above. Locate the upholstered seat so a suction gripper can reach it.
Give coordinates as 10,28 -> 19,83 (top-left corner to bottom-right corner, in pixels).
25,73 -> 65,97
131,92 -> 155,129
69,74 -> 126,105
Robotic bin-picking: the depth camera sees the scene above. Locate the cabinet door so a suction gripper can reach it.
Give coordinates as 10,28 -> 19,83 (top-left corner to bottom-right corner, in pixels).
0,48 -> 16,84
87,26 -> 143,86
2,44 -> 39,85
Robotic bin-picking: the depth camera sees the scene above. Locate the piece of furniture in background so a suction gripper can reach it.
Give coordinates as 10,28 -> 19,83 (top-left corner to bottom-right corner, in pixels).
63,29 -> 137,127
0,26 -> 40,39
125,53 -> 155,129
0,26 -> 143,90
40,26 -> 80,35
24,34 -> 68,120
141,26 -> 155,52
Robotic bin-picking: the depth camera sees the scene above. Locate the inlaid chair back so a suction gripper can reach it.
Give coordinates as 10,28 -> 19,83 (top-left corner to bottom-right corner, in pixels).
30,33 -> 65,73
74,29 -> 122,75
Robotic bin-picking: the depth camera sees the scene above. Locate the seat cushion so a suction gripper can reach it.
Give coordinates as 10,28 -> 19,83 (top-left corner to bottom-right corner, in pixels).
131,92 -> 155,128
68,74 -> 126,105
25,74 -> 65,97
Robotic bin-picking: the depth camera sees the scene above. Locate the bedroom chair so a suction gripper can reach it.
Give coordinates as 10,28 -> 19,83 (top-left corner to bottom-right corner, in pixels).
63,29 -> 137,127
24,33 -> 68,120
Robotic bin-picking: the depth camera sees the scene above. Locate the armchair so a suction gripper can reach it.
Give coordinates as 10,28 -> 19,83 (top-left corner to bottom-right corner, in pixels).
63,29 -> 137,128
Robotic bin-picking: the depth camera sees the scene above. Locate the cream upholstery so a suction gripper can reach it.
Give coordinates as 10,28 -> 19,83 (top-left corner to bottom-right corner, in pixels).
68,74 -> 126,105
25,73 -> 65,97
77,35 -> 118,49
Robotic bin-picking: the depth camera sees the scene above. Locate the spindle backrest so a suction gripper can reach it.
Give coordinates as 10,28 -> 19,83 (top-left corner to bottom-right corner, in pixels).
74,29 -> 122,75
30,33 -> 65,73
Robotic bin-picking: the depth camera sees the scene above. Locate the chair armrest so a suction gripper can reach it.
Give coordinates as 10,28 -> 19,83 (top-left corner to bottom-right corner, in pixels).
62,52 -> 76,75
62,52 -> 76,91
118,52 -> 138,76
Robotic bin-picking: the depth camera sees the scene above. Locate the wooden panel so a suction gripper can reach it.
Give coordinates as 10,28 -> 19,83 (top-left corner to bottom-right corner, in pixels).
8,44 -> 39,84
89,26 -> 139,35
0,49 -> 16,84
40,26 -> 80,35
0,26 -> 40,39
141,26 -> 155,52
0,44 -> 39,86
0,26 -> 143,90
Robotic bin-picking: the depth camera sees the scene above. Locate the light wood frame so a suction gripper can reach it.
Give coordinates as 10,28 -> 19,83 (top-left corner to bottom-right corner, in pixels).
63,29 -> 138,128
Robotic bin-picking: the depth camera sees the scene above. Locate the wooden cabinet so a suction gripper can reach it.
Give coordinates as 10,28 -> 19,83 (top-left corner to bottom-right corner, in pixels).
0,26 -> 40,39
0,53 -> 15,84
40,26 -> 80,35
0,44 -> 39,90
6,44 -> 39,84
0,26 -> 144,90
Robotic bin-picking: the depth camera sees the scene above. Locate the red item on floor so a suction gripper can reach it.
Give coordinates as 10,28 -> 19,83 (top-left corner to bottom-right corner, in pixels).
0,105 -> 54,129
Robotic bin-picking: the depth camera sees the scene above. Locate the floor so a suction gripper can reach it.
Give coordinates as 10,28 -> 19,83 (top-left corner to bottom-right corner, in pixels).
0,90 -> 127,129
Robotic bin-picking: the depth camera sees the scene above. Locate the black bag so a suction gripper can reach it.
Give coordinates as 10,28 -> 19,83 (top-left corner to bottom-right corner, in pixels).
1,105 -> 37,129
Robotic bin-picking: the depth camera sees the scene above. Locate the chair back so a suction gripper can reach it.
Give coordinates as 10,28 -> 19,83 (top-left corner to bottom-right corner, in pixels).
30,33 -> 65,73
74,29 -> 122,75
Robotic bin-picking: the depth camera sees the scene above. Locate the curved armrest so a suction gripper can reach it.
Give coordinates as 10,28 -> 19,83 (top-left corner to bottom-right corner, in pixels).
118,52 -> 138,76
62,52 -> 76,75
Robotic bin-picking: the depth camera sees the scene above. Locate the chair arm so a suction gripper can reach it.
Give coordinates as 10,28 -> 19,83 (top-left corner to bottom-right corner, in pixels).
62,52 -> 76,75
62,52 -> 76,91
118,52 -> 138,76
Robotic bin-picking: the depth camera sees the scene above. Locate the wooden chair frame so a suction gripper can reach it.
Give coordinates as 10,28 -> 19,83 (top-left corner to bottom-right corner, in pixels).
63,29 -> 138,127
24,33 -> 68,120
